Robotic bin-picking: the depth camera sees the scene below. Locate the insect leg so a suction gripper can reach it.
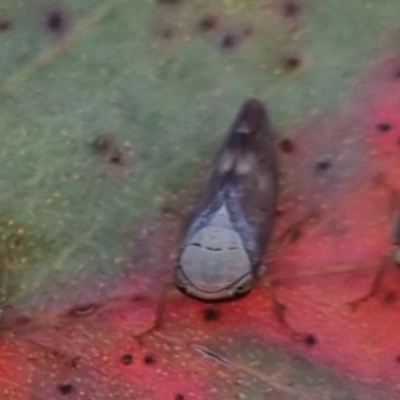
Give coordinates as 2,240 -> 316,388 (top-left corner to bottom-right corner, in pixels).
348,175 -> 400,308
347,257 -> 390,310
134,280 -> 180,342
261,279 -> 303,340
266,209 -> 321,262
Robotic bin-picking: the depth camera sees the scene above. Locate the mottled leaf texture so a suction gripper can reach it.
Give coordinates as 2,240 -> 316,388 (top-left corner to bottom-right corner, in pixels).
1,0 -> 400,399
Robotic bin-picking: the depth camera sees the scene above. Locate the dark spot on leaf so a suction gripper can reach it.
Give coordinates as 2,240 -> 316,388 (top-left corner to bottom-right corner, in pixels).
314,160 -> 332,172
203,307 -> 220,321
396,355 -> 400,363
199,13 -> 219,31
57,384 -> 74,395
304,334 -> 317,347
279,138 -> 295,153
90,135 -> 114,154
283,56 -> 302,71
220,33 -> 239,50
275,207 -> 285,217
158,0 -> 182,4
43,9 -> 69,35
161,27 -> 174,39
376,122 -> 392,133
144,354 -> 155,364
0,18 -> 13,32
130,294 -> 146,302
175,394 -> 185,400
383,291 -> 398,305
288,225 -> 302,242
69,304 -> 96,317
71,357 -> 80,369
242,26 -> 253,36
13,315 -> 32,326
283,1 -> 300,17
121,353 -> 134,365
109,149 -> 123,165
90,135 -> 125,166
394,69 -> 400,79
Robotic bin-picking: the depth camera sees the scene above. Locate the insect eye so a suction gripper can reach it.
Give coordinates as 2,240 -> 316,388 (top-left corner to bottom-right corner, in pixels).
233,279 -> 253,296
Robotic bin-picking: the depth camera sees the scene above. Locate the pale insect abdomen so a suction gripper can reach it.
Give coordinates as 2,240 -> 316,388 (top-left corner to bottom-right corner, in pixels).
179,203 -> 251,292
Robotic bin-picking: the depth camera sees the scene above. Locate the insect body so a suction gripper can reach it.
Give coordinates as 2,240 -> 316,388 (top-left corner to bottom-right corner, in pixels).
175,98 -> 279,301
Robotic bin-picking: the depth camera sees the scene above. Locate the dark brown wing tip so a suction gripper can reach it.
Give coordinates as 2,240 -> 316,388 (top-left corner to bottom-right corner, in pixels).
242,98 -> 265,111
232,98 -> 268,135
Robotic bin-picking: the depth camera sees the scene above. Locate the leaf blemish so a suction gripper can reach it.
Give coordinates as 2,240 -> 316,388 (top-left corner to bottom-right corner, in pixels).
71,357 -> 80,369
304,333 -> 317,347
314,160 -> 332,172
242,26 -> 253,37
279,138 -> 295,153
220,33 -> 239,50
144,354 -> 156,365
57,383 -> 74,395
161,27 -> 174,39
383,291 -> 397,305
43,8 -> 69,36
376,122 -> 392,133
175,394 -> 185,400
0,18 -> 13,32
90,135 -> 114,154
120,353 -> 134,365
203,307 -> 221,321
288,225 -> 302,242
283,56 -> 302,71
12,315 -> 32,326
199,13 -> 219,31
283,1 -> 301,18
108,149 -> 124,165
90,135 -> 126,166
